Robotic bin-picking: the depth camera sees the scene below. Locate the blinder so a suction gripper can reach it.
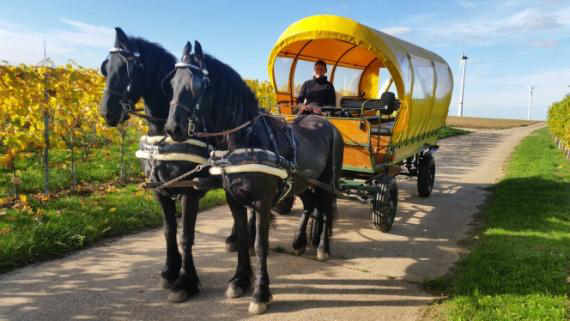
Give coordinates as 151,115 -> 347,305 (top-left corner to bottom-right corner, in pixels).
102,47 -> 145,114
173,61 -> 210,133
100,59 -> 108,77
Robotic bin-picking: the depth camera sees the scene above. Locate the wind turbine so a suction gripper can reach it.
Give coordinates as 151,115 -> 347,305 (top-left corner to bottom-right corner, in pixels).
457,52 -> 468,117
527,85 -> 534,120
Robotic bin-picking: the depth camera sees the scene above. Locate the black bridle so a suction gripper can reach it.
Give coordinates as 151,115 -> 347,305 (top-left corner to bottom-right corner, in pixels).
101,47 -> 164,123
170,60 -> 266,140
170,60 -> 211,135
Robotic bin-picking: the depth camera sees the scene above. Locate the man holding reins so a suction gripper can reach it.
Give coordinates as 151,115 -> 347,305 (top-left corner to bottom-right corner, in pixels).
295,60 -> 336,115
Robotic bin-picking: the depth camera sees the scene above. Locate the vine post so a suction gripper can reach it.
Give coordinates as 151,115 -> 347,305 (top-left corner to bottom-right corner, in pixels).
39,42 -> 55,195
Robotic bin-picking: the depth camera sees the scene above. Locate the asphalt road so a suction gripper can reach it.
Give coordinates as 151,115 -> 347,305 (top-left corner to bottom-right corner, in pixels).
0,123 -> 544,321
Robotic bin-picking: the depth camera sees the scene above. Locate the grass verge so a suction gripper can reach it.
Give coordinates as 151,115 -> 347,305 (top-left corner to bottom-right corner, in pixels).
0,186 -> 226,273
421,127 -> 570,321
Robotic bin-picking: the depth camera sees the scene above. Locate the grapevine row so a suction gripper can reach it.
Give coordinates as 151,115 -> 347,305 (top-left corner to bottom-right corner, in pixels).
0,63 -> 277,195
547,94 -> 570,159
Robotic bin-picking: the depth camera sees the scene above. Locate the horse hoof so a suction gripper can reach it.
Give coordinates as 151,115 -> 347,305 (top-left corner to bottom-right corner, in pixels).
293,248 -> 305,256
248,302 -> 267,315
317,250 -> 329,261
168,290 -> 189,303
225,285 -> 244,298
159,278 -> 173,289
225,242 -> 238,253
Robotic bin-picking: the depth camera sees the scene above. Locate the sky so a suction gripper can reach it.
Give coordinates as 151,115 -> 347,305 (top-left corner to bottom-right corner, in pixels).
1,0 -> 569,120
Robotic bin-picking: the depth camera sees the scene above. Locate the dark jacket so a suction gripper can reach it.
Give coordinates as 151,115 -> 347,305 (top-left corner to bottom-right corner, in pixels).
296,76 -> 336,106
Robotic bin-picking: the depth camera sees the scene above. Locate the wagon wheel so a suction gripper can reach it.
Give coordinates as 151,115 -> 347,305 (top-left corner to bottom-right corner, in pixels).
307,209 -> 323,248
370,176 -> 398,232
417,152 -> 436,197
272,195 -> 295,215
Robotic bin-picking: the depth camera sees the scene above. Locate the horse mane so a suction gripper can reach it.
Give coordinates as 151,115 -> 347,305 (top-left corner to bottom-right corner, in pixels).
129,37 -> 176,85
199,53 -> 260,133
126,37 -> 176,130
128,37 -> 176,64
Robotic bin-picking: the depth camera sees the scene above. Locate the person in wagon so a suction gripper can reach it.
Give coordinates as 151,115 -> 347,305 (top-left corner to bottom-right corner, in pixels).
295,59 -> 336,115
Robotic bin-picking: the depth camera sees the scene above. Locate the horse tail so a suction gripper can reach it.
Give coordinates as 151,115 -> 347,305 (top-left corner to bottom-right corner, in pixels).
330,125 -> 344,191
326,124 -> 344,236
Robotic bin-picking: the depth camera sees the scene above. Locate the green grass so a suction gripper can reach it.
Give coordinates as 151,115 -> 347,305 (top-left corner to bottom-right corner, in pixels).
0,135 -> 142,198
0,186 -> 226,273
438,126 -> 470,140
422,127 -> 570,321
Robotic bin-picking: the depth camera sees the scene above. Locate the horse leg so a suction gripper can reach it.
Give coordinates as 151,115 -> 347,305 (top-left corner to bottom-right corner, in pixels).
316,190 -> 335,261
248,209 -> 256,252
292,189 -> 314,255
155,191 -> 181,289
168,190 -> 201,302
225,222 -> 239,253
249,204 -> 273,315
226,209 -> 255,253
225,192 -> 253,299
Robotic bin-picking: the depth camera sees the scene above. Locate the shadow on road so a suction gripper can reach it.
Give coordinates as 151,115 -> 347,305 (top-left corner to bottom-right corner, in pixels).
1,129 -> 547,320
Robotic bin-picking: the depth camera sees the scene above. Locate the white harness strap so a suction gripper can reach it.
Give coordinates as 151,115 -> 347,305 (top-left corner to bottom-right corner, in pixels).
140,135 -> 210,149
209,164 -> 288,179
135,151 -> 208,164
135,135 -> 211,164
211,148 -> 277,158
209,148 -> 288,179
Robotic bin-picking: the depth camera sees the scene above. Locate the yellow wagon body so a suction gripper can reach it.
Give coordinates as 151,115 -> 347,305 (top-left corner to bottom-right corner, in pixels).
267,15 -> 453,172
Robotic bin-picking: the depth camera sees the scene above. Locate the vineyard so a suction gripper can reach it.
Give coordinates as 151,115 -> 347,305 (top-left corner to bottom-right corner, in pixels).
0,64 -> 277,201
547,94 -> 570,159
0,63 -> 276,271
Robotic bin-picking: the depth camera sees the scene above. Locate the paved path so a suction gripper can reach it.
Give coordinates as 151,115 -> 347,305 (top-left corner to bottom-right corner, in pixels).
0,124 -> 544,321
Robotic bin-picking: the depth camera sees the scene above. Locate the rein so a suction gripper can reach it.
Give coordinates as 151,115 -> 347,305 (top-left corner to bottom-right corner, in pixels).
104,47 -> 168,123
192,113 -> 262,138
106,88 -> 166,122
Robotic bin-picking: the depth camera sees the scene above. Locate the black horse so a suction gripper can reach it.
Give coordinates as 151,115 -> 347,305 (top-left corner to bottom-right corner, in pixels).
100,28 -> 215,303
165,41 -> 343,314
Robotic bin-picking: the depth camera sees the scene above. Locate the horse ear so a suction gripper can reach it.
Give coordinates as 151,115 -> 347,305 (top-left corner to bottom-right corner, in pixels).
182,41 -> 192,62
194,40 -> 203,64
114,27 -> 129,49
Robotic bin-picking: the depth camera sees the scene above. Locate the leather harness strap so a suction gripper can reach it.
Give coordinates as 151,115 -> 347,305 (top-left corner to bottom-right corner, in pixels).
191,113 -> 262,138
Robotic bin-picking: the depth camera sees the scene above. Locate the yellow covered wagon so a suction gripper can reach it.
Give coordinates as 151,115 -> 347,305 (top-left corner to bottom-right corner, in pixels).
267,15 -> 453,231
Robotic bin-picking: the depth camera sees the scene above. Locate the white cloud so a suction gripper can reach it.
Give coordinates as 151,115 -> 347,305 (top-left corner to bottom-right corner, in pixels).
449,67 -> 570,120
421,4 -> 570,46
0,18 -> 114,66
55,19 -> 115,48
529,39 -> 559,48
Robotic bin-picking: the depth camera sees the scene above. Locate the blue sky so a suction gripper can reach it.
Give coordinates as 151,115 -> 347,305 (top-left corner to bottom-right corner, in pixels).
2,0 -> 569,120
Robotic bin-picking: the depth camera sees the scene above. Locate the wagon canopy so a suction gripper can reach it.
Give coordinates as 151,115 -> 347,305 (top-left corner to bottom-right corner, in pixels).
268,15 -> 453,145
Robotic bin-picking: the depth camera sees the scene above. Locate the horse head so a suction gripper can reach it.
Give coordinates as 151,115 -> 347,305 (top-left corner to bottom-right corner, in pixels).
165,40 -> 211,142
100,27 -> 147,127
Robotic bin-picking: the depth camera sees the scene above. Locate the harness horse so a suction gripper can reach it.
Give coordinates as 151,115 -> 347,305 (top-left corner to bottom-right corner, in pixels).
165,41 -> 344,314
100,28 -> 223,303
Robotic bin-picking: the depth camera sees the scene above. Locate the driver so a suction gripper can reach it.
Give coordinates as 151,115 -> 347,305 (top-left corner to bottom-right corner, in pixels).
296,60 -> 336,115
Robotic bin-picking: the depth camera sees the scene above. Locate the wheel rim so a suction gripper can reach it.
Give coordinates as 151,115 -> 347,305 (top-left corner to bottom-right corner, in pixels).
428,165 -> 435,192
387,189 -> 396,224
372,189 -> 396,227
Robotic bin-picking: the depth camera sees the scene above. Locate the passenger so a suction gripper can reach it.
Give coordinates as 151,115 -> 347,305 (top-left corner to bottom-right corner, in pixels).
295,60 -> 336,115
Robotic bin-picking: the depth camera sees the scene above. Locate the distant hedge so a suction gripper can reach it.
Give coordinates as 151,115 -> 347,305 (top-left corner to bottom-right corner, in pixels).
547,95 -> 570,159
